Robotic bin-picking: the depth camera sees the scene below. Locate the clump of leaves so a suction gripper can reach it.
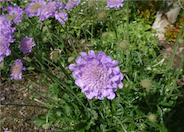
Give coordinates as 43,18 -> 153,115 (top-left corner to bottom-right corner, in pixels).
137,1 -> 157,24
165,17 -> 184,42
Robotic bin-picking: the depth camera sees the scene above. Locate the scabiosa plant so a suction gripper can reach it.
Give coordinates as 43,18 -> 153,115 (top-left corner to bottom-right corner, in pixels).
65,0 -> 80,10
55,11 -> 68,24
106,0 -> 124,9
25,0 -> 46,18
10,59 -> 25,80
69,50 -> 124,100
20,36 -> 36,54
8,6 -> 24,23
38,0 -> 57,21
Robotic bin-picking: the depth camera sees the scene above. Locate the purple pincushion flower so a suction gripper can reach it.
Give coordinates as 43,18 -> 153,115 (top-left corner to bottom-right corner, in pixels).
8,6 -> 24,23
38,0 -> 57,21
0,40 -> 11,62
20,36 -> 36,54
56,1 -> 65,10
106,0 -> 124,9
69,50 -> 124,100
6,5 -> 12,11
0,7 -> 4,11
25,0 -> 46,18
10,59 -> 26,80
3,127 -> 8,131
65,0 -> 80,10
0,15 -> 15,62
55,11 -> 68,24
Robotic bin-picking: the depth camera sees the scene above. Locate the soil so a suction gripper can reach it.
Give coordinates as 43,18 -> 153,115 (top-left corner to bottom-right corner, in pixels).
0,76 -> 47,132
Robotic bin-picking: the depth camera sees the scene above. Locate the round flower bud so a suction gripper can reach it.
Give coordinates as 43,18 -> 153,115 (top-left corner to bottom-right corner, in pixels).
88,0 -> 96,7
102,32 -> 109,39
98,11 -> 107,20
140,79 -> 152,90
68,56 -> 75,63
148,113 -> 157,122
49,49 -> 61,62
118,40 -> 129,51
42,123 -> 50,130
139,123 -> 146,131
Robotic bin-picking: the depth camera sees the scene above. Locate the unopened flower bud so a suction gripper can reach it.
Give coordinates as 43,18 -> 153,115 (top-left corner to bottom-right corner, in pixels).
140,79 -> 152,90
42,123 -> 50,130
88,0 -> 96,7
102,32 -> 109,39
148,113 -> 157,122
118,40 -> 129,51
49,49 -> 61,62
68,56 -> 75,63
98,11 -> 106,20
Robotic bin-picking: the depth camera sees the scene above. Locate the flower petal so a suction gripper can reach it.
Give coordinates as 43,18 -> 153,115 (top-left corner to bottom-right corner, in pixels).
88,50 -> 95,57
69,64 -> 77,71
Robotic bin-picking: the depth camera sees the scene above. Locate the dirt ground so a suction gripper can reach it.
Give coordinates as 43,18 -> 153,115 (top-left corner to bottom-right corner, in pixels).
0,76 -> 48,132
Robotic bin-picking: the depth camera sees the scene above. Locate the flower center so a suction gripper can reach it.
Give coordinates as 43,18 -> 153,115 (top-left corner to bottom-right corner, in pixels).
12,63 -> 21,76
110,0 -> 120,5
81,63 -> 109,89
30,3 -> 42,12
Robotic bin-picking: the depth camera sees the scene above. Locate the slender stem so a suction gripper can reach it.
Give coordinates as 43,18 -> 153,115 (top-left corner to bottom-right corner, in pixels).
125,0 -> 130,67
126,0 -> 129,42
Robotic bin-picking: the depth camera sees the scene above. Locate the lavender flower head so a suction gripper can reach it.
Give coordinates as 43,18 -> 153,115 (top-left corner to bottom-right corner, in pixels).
0,39 -> 11,62
69,50 -> 124,100
0,7 -> 4,11
8,6 -> 24,23
65,0 -> 80,10
56,1 -> 65,10
25,0 -> 46,18
38,0 -> 57,21
0,15 -> 15,62
106,0 -> 124,9
6,5 -> 12,11
10,59 -> 25,80
20,36 -> 36,54
55,11 -> 68,24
